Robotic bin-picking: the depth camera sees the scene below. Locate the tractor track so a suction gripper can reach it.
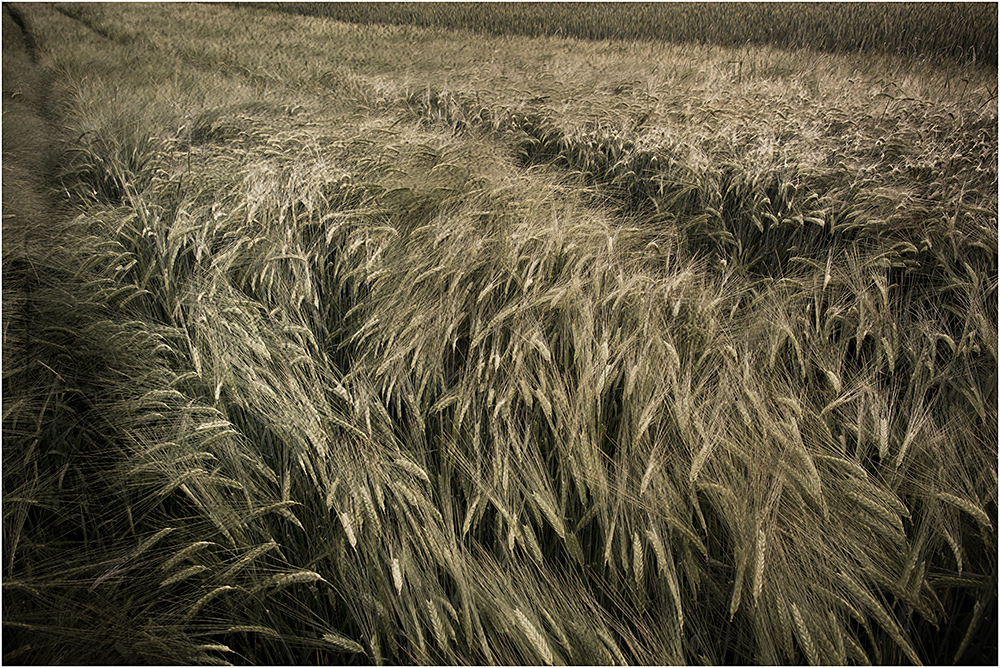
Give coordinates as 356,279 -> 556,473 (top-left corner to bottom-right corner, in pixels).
2,1 -> 71,407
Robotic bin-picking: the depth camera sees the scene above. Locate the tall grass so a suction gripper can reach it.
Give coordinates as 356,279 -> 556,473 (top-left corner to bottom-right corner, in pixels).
3,2 -> 997,665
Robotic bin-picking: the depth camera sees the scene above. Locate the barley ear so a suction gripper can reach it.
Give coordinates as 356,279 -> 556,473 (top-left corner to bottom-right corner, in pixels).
391,557 -> 403,595
339,512 -> 357,548
632,531 -> 644,588
937,492 -> 994,532
514,609 -> 555,666
790,603 -> 819,665
752,528 -> 766,604
322,631 -> 365,654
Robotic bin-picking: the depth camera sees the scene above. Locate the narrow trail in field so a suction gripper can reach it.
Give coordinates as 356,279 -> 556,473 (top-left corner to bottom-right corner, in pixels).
50,3 -> 120,43
4,2 -> 38,61
2,2 -> 69,367
2,3 -> 65,213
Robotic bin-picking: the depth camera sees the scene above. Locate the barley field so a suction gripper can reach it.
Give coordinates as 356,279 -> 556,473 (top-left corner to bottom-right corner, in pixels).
2,2 -> 997,665
260,2 -> 998,65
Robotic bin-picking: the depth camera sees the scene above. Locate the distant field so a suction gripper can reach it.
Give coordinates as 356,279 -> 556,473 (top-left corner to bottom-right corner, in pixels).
3,2 -> 996,665
254,1 -> 999,65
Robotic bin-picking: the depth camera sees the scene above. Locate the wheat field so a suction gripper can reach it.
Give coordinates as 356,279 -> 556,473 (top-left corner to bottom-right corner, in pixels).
2,2 -> 997,665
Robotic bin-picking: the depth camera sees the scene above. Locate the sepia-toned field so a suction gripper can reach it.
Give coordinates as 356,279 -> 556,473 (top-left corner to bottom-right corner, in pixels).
3,2 -> 996,664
